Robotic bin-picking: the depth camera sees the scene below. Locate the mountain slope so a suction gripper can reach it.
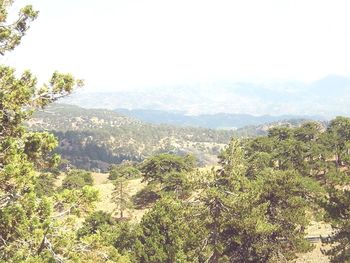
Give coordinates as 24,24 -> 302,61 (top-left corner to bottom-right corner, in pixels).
29,104 -> 236,170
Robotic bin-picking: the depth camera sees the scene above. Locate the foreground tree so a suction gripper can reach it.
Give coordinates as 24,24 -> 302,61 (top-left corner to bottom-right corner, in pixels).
135,197 -> 205,262
0,2 -> 113,261
0,1 -> 38,55
140,153 -> 195,184
139,153 -> 195,199
323,170 -> 350,262
200,139 -> 317,262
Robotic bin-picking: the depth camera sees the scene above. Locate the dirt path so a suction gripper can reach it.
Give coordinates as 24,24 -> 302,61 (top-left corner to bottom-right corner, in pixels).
295,221 -> 332,263
296,243 -> 331,263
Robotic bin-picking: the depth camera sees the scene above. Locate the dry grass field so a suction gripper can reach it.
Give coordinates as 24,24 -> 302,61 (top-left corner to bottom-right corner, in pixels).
92,173 -> 148,222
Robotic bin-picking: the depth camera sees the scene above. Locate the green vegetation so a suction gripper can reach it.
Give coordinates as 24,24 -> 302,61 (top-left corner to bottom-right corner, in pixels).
34,173 -> 56,197
2,1 -> 350,262
0,2 -> 118,261
29,104 -> 321,171
134,197 -> 204,263
61,169 -> 93,190
112,178 -> 132,219
108,163 -> 141,180
77,211 -> 115,238
29,104 -> 235,170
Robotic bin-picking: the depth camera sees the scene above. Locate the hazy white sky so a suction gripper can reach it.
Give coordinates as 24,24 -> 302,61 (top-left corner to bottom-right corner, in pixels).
4,0 -> 350,91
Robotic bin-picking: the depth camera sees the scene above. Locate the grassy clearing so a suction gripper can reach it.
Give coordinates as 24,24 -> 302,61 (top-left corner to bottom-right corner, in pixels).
92,173 -> 148,222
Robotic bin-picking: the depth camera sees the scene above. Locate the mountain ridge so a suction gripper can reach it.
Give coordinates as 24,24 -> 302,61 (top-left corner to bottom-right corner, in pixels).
61,75 -> 350,117
115,108 -> 324,129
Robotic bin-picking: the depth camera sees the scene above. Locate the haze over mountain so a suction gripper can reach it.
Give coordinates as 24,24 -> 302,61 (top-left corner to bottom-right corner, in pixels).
115,109 -> 322,130
62,75 -> 350,118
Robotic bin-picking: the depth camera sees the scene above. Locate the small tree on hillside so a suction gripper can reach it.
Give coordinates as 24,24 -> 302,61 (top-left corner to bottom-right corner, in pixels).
140,153 -> 195,184
61,169 -> 93,190
139,153 -> 195,198
112,177 -> 132,219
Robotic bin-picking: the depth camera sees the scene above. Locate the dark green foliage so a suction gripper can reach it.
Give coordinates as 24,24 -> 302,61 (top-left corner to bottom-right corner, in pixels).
140,153 -> 195,184
34,173 -> 56,197
112,221 -> 140,255
139,153 -> 196,200
133,184 -> 161,209
324,117 -> 350,167
108,164 -> 141,180
201,139 -> 321,262
77,211 -> 138,260
323,159 -> 350,262
61,169 -> 93,189
135,197 -> 204,263
77,211 -> 115,238
221,119 -> 350,262
242,121 -> 329,177
324,187 -> 350,262
161,171 -> 192,198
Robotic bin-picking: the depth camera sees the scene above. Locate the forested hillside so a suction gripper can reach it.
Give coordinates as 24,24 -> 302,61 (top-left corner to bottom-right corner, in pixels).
28,104 -> 317,171
28,104 -> 237,170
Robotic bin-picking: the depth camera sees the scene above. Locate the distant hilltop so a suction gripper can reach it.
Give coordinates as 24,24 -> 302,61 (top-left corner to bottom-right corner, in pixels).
114,108 -> 324,130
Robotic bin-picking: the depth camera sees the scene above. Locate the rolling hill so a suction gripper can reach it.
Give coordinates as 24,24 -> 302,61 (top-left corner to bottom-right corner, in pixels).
29,104 -> 236,170
29,104 -> 321,171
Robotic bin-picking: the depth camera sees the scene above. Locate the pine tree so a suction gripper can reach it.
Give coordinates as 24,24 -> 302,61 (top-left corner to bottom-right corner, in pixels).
200,139 -> 317,262
112,178 -> 132,219
0,2 -> 104,261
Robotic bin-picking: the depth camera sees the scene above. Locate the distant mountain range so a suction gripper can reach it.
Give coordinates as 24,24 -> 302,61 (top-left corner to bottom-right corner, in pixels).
115,108 -> 323,129
61,75 -> 350,118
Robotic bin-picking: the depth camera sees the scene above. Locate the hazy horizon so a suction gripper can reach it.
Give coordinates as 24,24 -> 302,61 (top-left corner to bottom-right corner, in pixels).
60,74 -> 350,118
4,0 -> 350,93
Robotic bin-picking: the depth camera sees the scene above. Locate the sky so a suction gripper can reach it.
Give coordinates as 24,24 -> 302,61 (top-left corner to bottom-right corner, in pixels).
3,0 -> 350,92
